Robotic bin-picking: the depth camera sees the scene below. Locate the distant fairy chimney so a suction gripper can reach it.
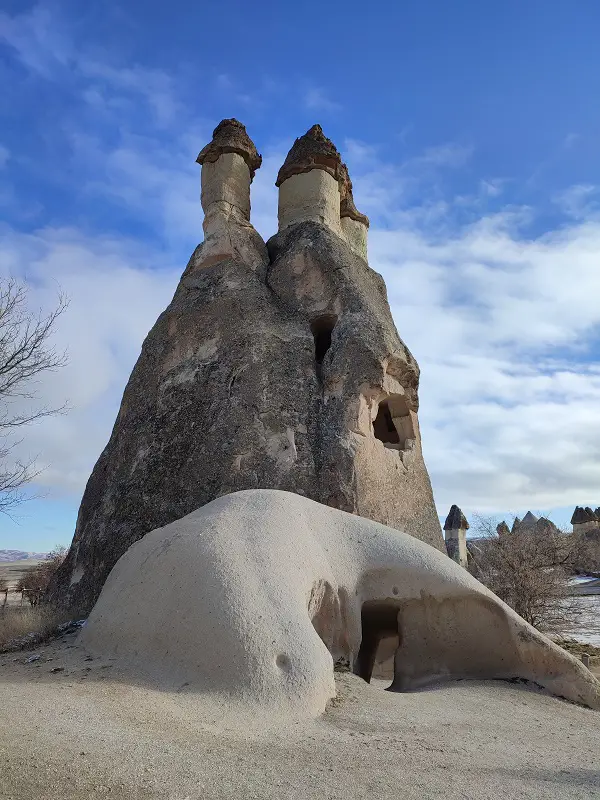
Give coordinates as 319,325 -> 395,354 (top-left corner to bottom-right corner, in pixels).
519,511 -> 538,530
276,125 -> 369,259
571,506 -> 600,535
443,505 -> 469,568
496,521 -> 510,537
510,512 -> 561,536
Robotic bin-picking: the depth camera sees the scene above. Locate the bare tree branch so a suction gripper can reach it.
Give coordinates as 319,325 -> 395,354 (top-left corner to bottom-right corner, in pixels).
468,514 -> 598,632
0,279 -> 68,513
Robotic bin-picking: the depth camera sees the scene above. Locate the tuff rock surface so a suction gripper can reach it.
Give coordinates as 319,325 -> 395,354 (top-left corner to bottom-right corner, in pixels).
50,121 -> 443,611
81,490 -> 600,714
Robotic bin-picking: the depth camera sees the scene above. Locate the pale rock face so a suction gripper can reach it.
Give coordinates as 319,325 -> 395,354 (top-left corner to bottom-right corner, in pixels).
80,490 -> 600,716
201,152 -> 251,222
444,528 -> 468,568
340,216 -> 368,261
195,152 -> 267,272
278,170 -> 342,234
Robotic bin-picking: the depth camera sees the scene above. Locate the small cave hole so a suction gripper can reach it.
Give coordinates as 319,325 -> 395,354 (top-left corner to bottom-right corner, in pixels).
310,315 -> 337,367
373,396 -> 416,450
373,400 -> 400,445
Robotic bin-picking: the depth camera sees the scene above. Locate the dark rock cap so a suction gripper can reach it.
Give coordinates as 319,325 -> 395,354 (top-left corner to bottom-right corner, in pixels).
196,119 -> 262,179
276,124 -> 342,187
570,506 -> 598,524
443,504 -> 469,531
339,162 -> 370,227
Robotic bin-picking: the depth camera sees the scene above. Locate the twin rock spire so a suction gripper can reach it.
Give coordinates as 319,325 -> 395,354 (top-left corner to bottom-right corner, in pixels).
195,119 -> 369,262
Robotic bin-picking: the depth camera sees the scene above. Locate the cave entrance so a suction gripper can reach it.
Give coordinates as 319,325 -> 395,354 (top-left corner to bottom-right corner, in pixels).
372,395 -> 416,450
373,400 -> 399,444
354,601 -> 401,686
310,315 -> 337,369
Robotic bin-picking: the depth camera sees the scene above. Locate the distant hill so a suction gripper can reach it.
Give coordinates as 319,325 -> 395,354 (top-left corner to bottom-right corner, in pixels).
0,550 -> 48,562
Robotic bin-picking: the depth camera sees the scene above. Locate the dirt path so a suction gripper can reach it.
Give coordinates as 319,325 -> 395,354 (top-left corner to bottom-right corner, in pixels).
1,632 -> 599,799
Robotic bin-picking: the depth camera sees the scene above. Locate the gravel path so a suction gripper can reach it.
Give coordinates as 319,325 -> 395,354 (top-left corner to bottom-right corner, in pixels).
1,632 -> 599,800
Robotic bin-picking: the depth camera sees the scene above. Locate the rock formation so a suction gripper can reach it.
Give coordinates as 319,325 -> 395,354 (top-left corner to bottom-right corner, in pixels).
498,512 -> 562,538
571,506 -> 600,535
81,490 -> 600,715
443,504 -> 469,567
50,120 -> 443,612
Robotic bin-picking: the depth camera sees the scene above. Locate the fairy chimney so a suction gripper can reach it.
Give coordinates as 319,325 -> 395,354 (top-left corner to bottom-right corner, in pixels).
276,125 -> 369,259
49,121 -> 443,612
443,505 -> 469,568
571,506 -> 600,535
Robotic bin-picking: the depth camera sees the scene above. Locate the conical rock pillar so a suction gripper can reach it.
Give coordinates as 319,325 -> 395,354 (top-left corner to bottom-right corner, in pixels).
50,121 -> 443,612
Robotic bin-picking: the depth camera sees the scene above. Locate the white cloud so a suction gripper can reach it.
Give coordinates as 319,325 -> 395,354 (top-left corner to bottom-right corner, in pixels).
0,3 -> 72,77
369,202 -> 600,515
304,87 -> 341,113
479,178 -> 506,198
553,184 -> 599,220
0,225 -> 179,494
79,60 -> 182,127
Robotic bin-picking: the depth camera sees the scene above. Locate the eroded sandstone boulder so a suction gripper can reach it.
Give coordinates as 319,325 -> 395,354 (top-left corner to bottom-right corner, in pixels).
80,490 -> 600,715
50,120 -> 443,611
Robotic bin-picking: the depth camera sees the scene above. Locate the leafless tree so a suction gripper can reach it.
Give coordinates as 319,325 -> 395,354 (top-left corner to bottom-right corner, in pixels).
16,546 -> 67,606
0,279 -> 67,513
468,515 -> 591,632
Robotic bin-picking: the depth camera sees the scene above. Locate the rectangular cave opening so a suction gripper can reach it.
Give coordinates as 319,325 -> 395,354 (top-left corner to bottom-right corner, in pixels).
373,396 -> 416,450
373,400 -> 400,444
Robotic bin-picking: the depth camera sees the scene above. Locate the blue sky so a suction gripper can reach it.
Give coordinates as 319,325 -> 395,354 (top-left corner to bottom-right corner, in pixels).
1,0 -> 600,550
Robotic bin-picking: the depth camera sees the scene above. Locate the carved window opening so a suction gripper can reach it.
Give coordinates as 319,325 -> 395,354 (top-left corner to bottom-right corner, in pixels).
310,315 -> 337,373
354,601 -> 400,687
373,395 -> 415,450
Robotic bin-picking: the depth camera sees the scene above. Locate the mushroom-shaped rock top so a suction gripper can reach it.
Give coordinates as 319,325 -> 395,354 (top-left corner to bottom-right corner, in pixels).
339,162 -> 370,227
196,118 -> 262,179
443,504 -> 469,531
570,506 -> 598,524
276,124 -> 342,186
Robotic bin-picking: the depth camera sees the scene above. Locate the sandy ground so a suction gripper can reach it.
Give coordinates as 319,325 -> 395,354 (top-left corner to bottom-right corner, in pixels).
1,629 -> 599,800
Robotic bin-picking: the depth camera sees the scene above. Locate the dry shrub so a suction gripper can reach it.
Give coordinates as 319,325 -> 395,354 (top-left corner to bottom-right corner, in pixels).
16,546 -> 67,605
469,516 -> 588,632
0,604 -> 70,650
